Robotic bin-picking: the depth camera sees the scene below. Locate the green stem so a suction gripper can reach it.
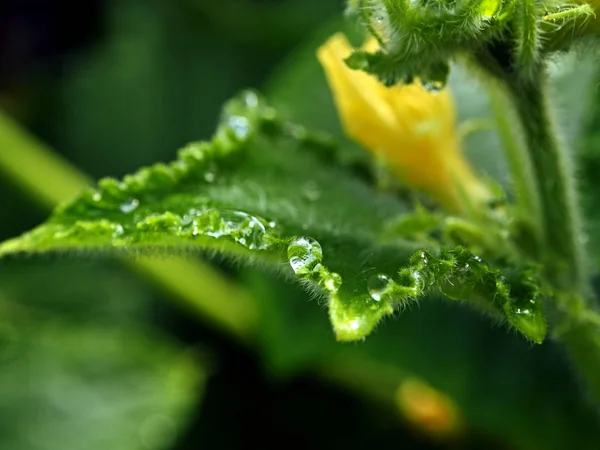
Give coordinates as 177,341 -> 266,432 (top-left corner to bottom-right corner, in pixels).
503,72 -> 600,406
505,74 -> 587,293
487,82 -> 543,256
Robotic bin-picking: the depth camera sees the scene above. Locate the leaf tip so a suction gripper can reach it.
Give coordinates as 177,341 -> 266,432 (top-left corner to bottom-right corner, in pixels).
329,294 -> 394,342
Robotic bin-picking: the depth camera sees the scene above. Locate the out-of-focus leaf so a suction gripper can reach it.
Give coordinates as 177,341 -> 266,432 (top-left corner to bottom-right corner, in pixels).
0,261 -> 148,322
55,0 -> 253,178
53,0 -> 336,179
0,288 -> 204,450
185,0 -> 340,49
578,61 -> 600,270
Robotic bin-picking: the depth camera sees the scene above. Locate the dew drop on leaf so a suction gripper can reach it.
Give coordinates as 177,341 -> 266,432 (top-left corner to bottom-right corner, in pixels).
119,198 -> 139,214
421,80 -> 445,93
440,262 -> 475,300
219,211 -> 269,250
242,90 -> 259,108
368,274 -> 391,301
413,251 -> 429,266
501,269 -> 547,343
287,236 -> 323,276
191,210 -> 271,250
227,116 -> 251,140
503,297 -> 547,344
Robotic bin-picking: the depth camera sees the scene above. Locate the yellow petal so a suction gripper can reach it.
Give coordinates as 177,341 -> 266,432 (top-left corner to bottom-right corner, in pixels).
317,33 -> 490,213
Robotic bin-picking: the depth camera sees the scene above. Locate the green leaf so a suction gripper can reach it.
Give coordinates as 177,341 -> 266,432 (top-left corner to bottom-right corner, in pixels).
251,267 -> 600,449
0,91 -> 418,341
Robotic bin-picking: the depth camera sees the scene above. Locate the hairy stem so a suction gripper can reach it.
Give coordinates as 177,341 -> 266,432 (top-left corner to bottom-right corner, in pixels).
488,82 -> 543,257
503,72 -> 600,406
505,73 -> 587,293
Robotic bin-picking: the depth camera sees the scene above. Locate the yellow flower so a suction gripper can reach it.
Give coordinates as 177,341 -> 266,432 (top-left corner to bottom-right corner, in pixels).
317,33 -> 490,213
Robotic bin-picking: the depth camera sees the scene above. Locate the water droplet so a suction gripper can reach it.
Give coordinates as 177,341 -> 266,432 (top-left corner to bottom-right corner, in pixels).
368,274 -> 391,301
113,224 -> 125,236
515,303 -> 533,316
120,198 -> 139,214
441,280 -> 474,301
182,208 -> 202,226
227,116 -> 251,140
200,210 -> 270,250
410,250 -> 432,269
504,297 -> 547,344
421,80 -> 445,93
287,237 -> 323,276
242,91 -> 259,108
268,221 -> 277,229
92,191 -> 102,202
440,262 -> 474,300
366,4 -> 390,43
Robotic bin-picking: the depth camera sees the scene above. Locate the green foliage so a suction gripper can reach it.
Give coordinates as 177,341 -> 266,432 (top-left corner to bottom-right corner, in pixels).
0,80 -> 552,344
1,0 -> 596,351
3,16 -> 596,348
0,262 -> 204,450
2,2 -> 600,447
1,90 -> 418,341
345,0 -> 598,87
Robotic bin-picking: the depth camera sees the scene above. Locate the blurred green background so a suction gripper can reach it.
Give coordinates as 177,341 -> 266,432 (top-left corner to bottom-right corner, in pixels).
1,1 -> 600,449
